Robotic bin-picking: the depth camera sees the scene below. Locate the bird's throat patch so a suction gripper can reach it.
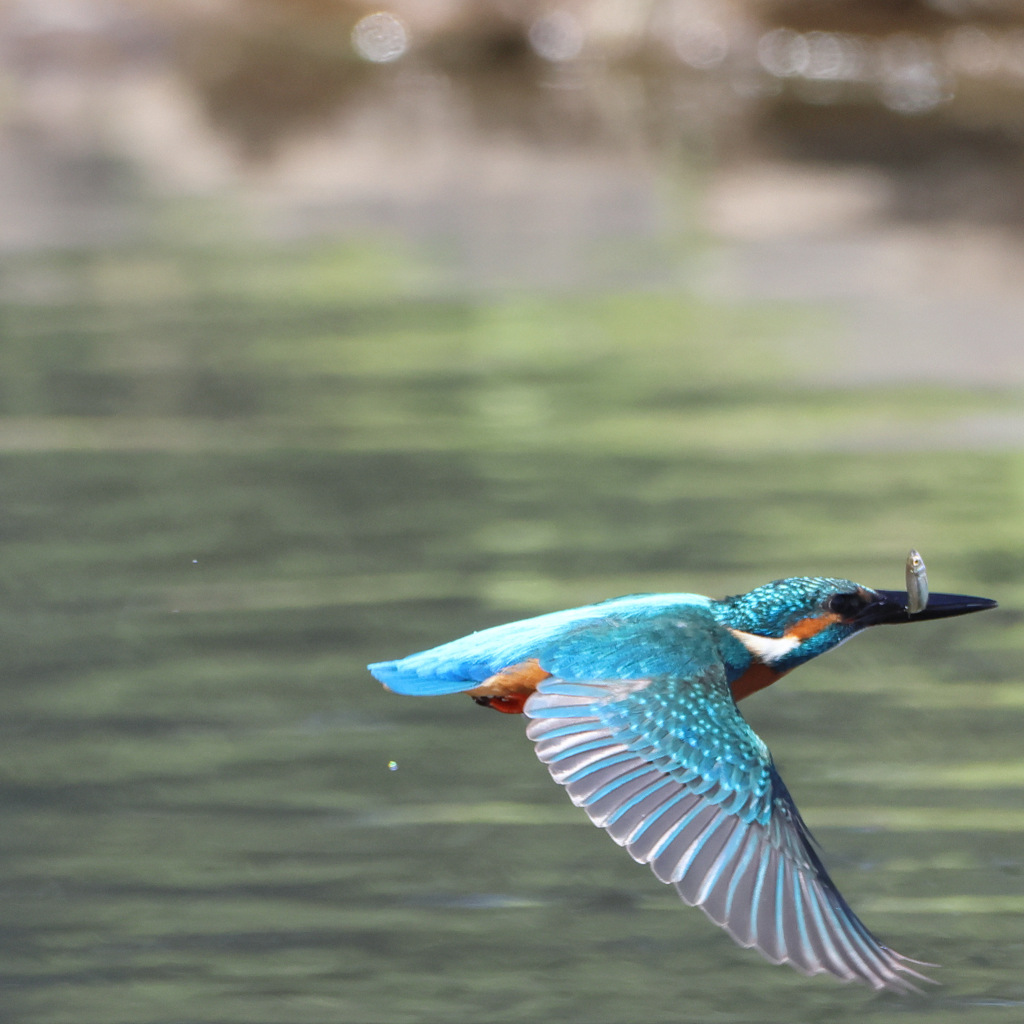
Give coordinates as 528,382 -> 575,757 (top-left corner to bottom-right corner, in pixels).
727,628 -> 800,665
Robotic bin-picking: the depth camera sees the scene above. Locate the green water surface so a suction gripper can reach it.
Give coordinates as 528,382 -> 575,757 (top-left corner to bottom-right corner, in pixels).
0,236 -> 1021,1024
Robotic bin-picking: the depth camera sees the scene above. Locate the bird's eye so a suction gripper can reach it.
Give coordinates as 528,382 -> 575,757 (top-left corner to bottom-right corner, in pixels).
828,592 -> 868,619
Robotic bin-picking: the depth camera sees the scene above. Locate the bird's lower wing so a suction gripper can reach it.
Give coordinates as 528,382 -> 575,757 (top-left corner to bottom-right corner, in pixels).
524,674 -> 931,994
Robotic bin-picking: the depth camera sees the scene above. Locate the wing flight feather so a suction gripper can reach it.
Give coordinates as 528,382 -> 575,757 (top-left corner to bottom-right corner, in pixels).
524,672 -> 931,993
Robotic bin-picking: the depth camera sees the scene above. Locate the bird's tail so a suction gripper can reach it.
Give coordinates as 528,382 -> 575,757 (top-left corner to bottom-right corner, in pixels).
367,657 -> 478,696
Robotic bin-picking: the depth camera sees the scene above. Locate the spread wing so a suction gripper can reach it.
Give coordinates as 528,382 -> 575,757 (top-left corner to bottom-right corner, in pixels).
524,669 -> 931,993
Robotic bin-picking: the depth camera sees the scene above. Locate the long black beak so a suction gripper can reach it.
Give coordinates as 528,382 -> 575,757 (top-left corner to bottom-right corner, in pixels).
864,589 -> 997,626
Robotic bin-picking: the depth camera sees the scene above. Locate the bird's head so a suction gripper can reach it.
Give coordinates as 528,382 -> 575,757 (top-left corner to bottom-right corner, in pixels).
716,575 -> 996,674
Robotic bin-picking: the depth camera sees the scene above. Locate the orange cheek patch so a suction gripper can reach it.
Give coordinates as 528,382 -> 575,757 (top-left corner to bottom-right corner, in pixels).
467,658 -> 551,715
784,612 -> 841,640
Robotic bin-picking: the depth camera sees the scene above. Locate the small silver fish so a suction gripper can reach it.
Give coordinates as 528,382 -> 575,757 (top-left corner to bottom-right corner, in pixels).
906,549 -> 928,615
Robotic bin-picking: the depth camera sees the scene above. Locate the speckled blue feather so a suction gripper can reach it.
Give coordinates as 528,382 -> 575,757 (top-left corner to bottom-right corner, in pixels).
716,577 -> 860,636
525,662 -> 926,992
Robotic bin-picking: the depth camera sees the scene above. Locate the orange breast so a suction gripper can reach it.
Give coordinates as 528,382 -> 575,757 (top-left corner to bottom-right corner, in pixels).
730,660 -> 785,702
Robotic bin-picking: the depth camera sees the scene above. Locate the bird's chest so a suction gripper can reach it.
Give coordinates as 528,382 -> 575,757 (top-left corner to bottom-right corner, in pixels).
718,631 -> 786,702
728,659 -> 785,701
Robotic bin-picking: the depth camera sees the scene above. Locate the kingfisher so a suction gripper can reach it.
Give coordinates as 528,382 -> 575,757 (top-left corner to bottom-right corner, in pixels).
369,575 -> 996,993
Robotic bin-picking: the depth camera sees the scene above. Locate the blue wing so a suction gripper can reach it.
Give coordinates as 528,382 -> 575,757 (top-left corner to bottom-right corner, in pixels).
368,593 -> 712,695
524,670 -> 931,993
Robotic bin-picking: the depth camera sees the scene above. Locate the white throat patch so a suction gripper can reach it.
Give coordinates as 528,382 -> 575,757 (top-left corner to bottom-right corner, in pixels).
727,628 -> 800,665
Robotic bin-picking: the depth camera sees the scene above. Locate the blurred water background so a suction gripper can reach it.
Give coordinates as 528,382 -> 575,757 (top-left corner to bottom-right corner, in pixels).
1,1 -> 1023,1021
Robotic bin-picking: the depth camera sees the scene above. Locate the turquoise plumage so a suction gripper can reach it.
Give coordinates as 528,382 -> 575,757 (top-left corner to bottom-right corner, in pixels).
370,592 -> 714,694
369,575 -> 996,992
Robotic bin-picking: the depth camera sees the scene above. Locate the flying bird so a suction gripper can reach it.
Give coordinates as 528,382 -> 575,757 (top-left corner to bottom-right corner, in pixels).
369,574 -> 996,992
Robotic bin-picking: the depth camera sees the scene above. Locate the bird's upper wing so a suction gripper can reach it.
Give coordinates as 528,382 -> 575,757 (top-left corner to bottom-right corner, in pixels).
524,665 -> 930,993
368,594 -> 712,695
